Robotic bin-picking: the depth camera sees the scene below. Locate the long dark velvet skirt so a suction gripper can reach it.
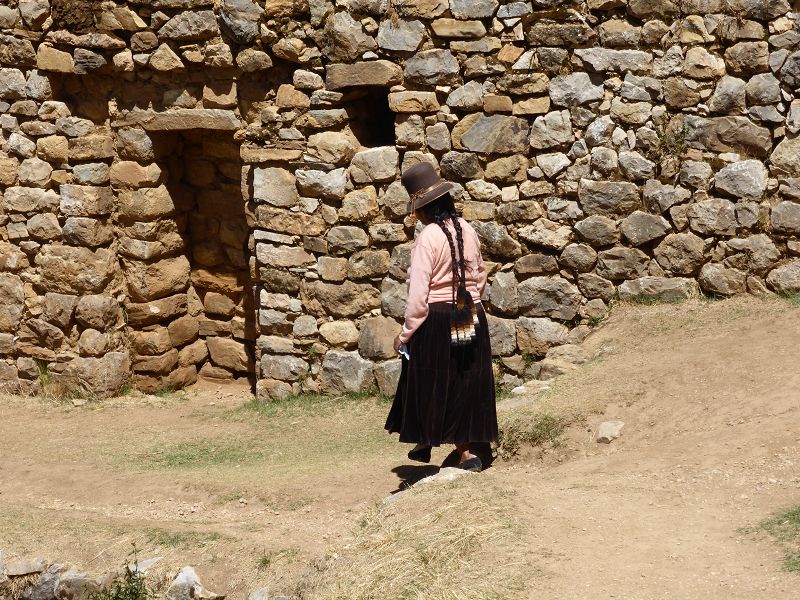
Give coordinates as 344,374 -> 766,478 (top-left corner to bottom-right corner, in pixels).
385,302 -> 498,447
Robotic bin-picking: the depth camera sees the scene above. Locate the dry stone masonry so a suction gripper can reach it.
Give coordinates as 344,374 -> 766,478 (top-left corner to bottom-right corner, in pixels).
1,0 -> 800,398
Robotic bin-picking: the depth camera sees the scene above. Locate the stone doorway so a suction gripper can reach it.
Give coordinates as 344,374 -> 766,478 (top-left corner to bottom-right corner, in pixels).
115,126 -> 255,392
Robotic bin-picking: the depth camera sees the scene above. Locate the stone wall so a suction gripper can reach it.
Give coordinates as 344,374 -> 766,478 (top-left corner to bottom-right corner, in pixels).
1,0 -> 800,398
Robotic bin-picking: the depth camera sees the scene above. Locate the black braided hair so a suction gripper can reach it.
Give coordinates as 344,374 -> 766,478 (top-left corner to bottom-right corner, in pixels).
419,194 -> 478,345
420,194 -> 463,301
451,212 -> 467,288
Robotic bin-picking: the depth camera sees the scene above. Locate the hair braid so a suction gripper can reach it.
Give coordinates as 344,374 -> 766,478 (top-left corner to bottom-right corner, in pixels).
433,211 -> 460,304
420,193 -> 479,345
451,214 -> 467,289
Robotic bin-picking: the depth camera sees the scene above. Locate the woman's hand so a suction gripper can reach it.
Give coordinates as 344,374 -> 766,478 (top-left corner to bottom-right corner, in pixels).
393,335 -> 403,352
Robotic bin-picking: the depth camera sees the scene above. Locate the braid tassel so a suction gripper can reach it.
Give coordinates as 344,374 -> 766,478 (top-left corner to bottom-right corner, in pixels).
434,212 -> 479,347
450,284 -> 478,346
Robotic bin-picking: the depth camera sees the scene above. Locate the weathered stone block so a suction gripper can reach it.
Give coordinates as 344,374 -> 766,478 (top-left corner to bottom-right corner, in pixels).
113,109 -> 240,131
158,10 -> 219,41
559,243 -> 597,273
620,211 -> 672,246
296,167 -> 351,199
686,199 -> 737,236
486,314 -> 516,356
578,180 -> 641,217
75,295 -> 118,330
618,276 -> 698,302
766,260 -> 800,294
207,337 -> 251,372
63,217 -> 114,247
771,201 -> 800,235
516,316 -> 568,357
252,167 -> 299,207
4,187 -> 59,213
303,280 -> 381,318
318,350 -> 374,393
134,349 -> 180,374
60,184 -> 114,217
319,320 -> 359,347
549,72 -> 604,107
699,263 -> 747,296
377,19 -> 425,52
404,49 -> 460,86
654,232 -> 706,275
431,18 -> 486,38
771,135 -> 800,177
358,316 -> 398,360
596,247 -> 650,280
517,276 -> 581,320
36,246 -> 116,294
578,273 -> 615,301
684,115 -> 772,158
327,226 -> 369,254
123,256 -> 191,302
471,221 -> 523,258
452,113 -> 529,154
348,249 -> 390,279
374,359 -> 402,396
488,271 -> 518,314
350,147 -> 399,184
326,61 -> 403,90
63,352 -> 131,398
518,219 -> 572,250
125,294 -> 188,327
529,110 -> 574,150
118,186 -> 176,220
0,274 -> 24,333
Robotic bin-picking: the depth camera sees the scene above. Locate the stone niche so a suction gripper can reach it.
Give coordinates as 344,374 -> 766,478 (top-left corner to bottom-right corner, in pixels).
117,129 -> 256,392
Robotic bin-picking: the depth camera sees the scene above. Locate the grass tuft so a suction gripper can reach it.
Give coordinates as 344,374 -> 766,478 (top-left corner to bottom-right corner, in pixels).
90,550 -> 151,600
760,505 -> 800,573
140,439 -> 263,469
625,294 -> 686,306
145,528 -> 224,548
779,293 -> 800,308
34,359 -> 96,404
497,412 -> 565,459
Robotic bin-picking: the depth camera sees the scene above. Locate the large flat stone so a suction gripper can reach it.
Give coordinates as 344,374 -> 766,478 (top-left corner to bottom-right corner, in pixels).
326,60 -> 403,90
452,113 -> 529,154
112,109 -> 241,131
684,115 -> 772,158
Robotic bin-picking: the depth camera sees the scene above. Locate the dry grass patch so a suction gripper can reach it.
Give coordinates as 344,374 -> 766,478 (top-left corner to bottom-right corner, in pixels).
299,475 -> 534,600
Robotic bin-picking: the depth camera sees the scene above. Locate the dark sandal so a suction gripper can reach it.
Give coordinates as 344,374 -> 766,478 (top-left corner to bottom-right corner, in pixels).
408,445 -> 432,463
456,456 -> 482,472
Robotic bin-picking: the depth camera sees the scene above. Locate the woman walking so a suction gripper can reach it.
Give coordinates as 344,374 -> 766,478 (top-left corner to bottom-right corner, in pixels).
385,163 -> 498,472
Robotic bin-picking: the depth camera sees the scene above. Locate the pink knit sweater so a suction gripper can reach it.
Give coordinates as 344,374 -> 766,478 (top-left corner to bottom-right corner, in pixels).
399,218 -> 488,344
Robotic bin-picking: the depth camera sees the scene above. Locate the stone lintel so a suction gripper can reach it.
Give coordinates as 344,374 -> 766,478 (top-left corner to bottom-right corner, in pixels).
112,109 -> 241,131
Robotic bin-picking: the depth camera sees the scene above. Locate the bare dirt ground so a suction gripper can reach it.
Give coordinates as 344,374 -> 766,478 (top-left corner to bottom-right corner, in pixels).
1,295 -> 799,599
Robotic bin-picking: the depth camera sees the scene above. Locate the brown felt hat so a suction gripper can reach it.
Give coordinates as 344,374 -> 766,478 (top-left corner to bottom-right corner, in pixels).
401,162 -> 454,214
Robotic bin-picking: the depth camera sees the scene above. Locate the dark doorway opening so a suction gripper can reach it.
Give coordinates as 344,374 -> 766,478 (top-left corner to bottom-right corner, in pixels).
344,88 -> 396,148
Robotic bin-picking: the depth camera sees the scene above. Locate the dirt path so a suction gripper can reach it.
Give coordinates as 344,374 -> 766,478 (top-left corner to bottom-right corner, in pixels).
503,297 -> 800,599
1,296 -> 799,598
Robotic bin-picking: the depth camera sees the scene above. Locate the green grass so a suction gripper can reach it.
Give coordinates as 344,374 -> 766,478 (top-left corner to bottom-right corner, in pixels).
145,528 -> 225,548
496,412 -> 565,459
625,294 -> 687,306
760,505 -> 800,573
780,293 -> 800,308
153,384 -> 177,398
90,549 -> 151,600
139,439 -> 264,469
256,548 -> 299,571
